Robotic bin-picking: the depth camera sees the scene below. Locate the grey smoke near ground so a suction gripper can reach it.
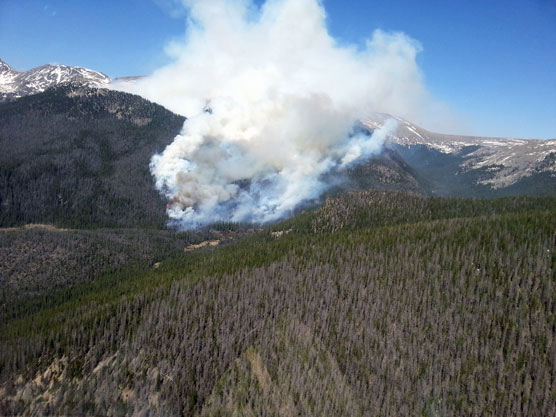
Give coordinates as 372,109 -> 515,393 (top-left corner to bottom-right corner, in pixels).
115,0 -> 444,227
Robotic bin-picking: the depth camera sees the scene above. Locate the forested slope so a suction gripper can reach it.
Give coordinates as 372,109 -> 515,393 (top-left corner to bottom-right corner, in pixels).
1,191 -> 554,416
0,226 -> 197,310
0,85 -> 184,228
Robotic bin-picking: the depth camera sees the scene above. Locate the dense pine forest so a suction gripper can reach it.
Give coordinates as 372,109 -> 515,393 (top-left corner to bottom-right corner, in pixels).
1,191 -> 554,416
0,85 -> 184,229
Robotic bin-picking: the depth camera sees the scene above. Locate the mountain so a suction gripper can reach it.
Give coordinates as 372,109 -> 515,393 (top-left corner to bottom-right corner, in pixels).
324,146 -> 426,198
0,60 -> 19,95
2,58 -> 554,199
1,83 -> 554,231
0,59 -> 110,102
363,114 -> 556,197
0,84 -> 184,228
1,78 -> 554,232
0,83 -> 424,229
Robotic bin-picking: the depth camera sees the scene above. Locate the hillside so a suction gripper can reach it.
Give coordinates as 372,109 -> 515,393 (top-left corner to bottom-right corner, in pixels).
1,191 -> 554,416
0,226 -> 201,311
363,114 -> 556,197
0,84 -> 185,228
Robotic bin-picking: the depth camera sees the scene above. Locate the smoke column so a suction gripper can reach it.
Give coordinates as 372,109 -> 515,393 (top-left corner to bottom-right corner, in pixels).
117,0 -> 435,227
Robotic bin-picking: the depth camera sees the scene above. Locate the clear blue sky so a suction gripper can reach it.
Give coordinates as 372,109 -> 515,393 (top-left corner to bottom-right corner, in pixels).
1,0 -> 555,138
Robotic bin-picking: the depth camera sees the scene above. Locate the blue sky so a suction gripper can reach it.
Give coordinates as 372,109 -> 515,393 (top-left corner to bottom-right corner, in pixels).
1,0 -> 555,138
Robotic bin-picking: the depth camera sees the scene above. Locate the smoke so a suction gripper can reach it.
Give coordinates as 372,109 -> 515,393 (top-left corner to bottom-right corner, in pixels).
116,0 -> 436,227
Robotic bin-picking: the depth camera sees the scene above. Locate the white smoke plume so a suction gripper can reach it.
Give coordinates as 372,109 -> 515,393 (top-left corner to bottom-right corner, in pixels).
117,0 -> 436,227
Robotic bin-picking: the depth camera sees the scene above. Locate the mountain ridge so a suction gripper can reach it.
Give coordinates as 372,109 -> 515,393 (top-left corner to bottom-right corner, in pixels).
363,114 -> 556,195
1,58 -> 555,201
0,59 -> 110,102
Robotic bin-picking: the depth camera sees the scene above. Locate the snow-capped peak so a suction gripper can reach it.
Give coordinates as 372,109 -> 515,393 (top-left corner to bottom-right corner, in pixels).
0,59 -> 19,95
362,113 -> 556,189
0,59 -> 111,102
0,59 -> 17,75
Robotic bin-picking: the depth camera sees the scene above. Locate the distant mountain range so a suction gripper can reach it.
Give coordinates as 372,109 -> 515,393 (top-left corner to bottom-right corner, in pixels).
0,59 -> 111,102
363,114 -> 556,197
0,59 -> 147,103
1,58 -> 555,208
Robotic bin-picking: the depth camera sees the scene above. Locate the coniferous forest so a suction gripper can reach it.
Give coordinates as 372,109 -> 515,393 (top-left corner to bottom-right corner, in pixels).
1,190 -> 555,416
0,87 -> 555,416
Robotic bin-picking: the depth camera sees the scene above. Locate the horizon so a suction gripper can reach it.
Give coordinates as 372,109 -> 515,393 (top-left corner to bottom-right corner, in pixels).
1,0 -> 555,139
